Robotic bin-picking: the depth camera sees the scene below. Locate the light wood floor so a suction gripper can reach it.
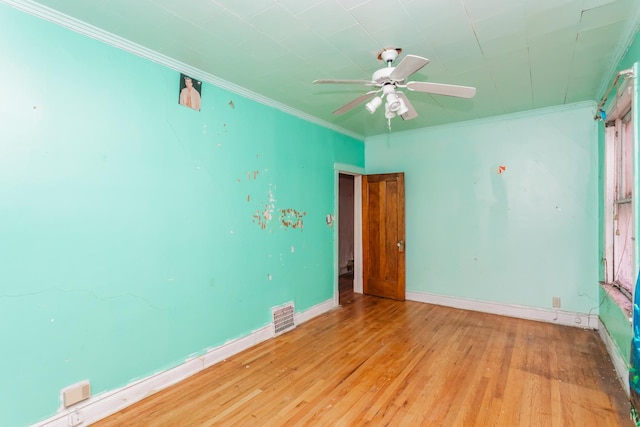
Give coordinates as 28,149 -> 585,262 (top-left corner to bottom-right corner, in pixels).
94,276 -> 632,426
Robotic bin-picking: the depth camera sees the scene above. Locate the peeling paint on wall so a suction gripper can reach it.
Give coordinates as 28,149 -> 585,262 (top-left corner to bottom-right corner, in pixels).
326,214 -> 334,227
252,189 -> 276,230
280,209 -> 306,230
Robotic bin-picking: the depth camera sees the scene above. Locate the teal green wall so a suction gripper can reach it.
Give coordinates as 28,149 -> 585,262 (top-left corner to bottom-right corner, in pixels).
0,4 -> 363,427
366,103 -> 599,313
598,27 -> 640,367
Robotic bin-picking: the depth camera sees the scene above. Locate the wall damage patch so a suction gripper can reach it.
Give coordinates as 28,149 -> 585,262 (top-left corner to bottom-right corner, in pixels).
252,189 -> 276,230
280,209 -> 306,230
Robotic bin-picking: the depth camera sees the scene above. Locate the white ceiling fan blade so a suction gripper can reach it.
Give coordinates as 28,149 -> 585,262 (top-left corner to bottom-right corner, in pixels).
406,81 -> 476,98
397,92 -> 418,120
333,91 -> 378,115
313,79 -> 376,86
389,55 -> 430,81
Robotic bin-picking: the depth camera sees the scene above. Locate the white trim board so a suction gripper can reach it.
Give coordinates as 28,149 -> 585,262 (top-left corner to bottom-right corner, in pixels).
598,323 -> 631,396
31,298 -> 335,427
1,0 -> 364,142
407,291 -> 600,330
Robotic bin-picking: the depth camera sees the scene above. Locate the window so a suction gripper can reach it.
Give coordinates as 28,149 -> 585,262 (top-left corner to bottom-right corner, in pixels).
603,77 -> 635,302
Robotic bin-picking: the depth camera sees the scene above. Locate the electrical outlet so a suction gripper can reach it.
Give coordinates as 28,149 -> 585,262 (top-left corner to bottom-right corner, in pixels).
68,411 -> 83,427
552,297 -> 561,308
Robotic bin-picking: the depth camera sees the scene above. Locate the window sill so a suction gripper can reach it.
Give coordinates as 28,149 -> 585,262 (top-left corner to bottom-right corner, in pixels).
601,282 -> 633,321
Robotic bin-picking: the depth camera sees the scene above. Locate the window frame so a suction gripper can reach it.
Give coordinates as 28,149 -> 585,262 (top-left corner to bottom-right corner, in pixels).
603,76 -> 636,302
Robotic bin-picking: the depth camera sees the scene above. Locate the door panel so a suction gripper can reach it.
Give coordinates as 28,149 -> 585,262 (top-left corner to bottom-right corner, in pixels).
362,173 -> 405,300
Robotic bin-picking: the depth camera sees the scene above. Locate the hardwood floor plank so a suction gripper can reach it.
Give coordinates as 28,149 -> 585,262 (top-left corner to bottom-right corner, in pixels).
93,284 -> 633,426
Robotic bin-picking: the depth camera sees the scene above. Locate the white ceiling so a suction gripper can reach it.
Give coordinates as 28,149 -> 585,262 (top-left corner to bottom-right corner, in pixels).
10,0 -> 640,138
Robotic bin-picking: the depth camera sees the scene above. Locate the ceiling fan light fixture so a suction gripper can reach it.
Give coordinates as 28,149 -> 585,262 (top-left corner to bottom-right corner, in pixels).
365,96 -> 382,113
396,98 -> 409,116
385,102 -> 396,119
386,92 -> 401,112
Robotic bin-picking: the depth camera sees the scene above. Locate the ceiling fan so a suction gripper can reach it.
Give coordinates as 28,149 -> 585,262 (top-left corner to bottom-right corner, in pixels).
313,47 -> 476,130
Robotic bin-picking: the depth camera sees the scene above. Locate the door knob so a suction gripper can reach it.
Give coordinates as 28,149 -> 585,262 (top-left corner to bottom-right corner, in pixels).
397,240 -> 405,252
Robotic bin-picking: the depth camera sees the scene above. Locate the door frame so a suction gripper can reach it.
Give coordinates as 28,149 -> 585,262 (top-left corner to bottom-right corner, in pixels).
334,163 -> 365,307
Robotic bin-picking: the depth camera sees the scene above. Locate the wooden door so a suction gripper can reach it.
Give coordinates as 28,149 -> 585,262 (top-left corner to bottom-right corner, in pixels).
362,173 -> 405,300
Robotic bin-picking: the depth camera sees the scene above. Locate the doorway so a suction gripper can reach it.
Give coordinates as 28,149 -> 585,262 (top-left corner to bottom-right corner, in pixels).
334,165 -> 364,307
338,173 -> 355,304
334,168 -> 406,305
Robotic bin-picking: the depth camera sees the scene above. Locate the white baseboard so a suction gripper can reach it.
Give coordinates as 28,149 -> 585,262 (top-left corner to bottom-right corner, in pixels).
406,291 -> 600,330
32,298 -> 335,427
598,323 -> 630,396
295,298 -> 336,325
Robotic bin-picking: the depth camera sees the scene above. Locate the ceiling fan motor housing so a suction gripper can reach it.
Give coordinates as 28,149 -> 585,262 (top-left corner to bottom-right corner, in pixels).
379,48 -> 400,64
372,67 -> 398,85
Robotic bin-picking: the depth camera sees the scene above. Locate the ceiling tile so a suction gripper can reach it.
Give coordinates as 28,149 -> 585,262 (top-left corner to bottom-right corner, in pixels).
214,0 -> 275,19
278,0 -> 325,15
403,0 -> 468,21
279,31 -> 341,62
297,0 -> 358,39
525,1 -> 582,37
525,0 -> 584,15
325,24 -> 381,69
151,0 -> 223,27
336,0 -> 371,11
576,21 -> 627,52
249,4 -> 309,41
472,6 -> 526,41
369,20 -> 428,50
486,52 -> 530,83
479,32 -> 528,57
348,0 -> 414,34
198,8 -> 263,48
462,0 -> 525,23
436,31 -> 484,72
528,26 -> 579,50
579,0 -> 635,31
583,0 -> 617,8
236,33 -> 293,65
530,79 -> 567,108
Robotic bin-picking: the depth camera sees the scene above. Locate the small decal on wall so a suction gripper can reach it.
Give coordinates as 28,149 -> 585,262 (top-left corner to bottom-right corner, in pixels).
178,73 -> 202,111
497,165 -> 507,174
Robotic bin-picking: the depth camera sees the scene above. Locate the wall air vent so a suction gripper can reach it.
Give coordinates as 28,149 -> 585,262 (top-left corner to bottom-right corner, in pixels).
272,302 -> 295,336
